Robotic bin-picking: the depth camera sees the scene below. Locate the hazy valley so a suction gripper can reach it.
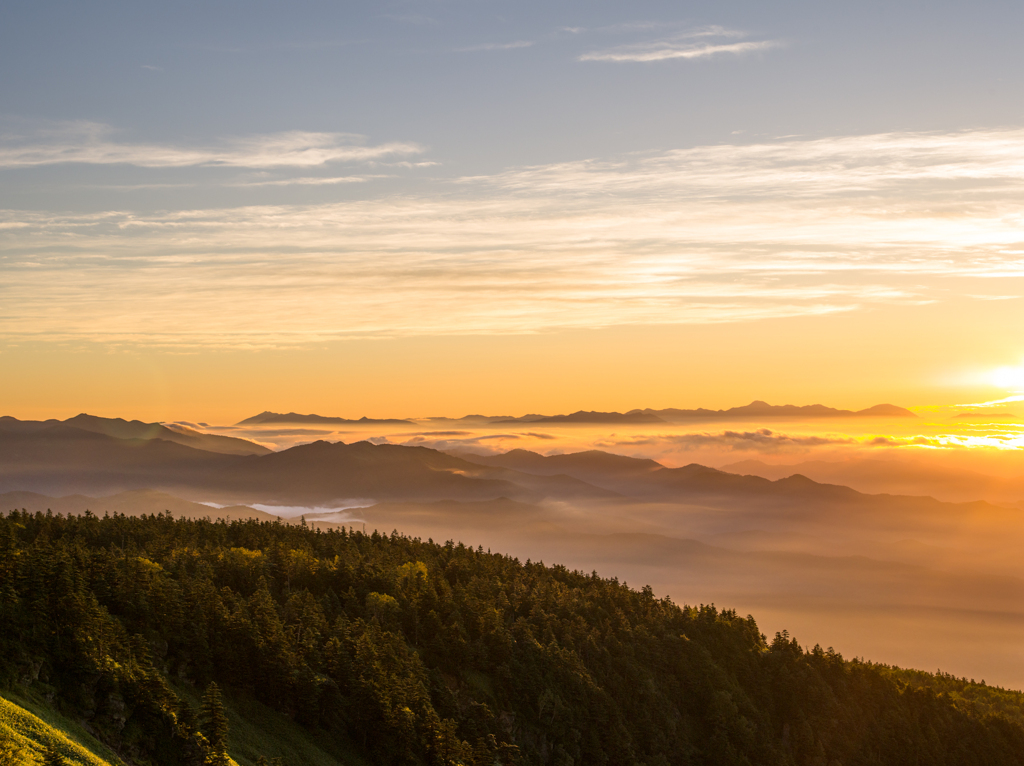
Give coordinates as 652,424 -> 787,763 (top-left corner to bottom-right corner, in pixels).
5,407 -> 1023,691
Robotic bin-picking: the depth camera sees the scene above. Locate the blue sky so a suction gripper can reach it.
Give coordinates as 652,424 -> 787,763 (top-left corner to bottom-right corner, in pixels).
3,0 -> 1023,205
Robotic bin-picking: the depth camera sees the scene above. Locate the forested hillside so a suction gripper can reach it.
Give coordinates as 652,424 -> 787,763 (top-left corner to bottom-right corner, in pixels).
2,510 -> 1023,766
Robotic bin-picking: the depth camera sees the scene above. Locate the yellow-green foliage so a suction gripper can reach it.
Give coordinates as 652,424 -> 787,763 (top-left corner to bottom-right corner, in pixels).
0,691 -> 122,766
876,665 -> 1024,728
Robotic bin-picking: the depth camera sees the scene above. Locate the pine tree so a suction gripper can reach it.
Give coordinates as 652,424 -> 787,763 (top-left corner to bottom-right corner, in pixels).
200,682 -> 230,766
472,735 -> 496,766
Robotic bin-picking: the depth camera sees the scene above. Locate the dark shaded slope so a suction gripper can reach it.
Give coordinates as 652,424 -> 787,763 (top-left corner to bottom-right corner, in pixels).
0,425 -> 246,496
0,429 -> 612,505
0,414 -> 270,456
646,464 -> 1006,520
461,449 -> 1007,521
0,424 -> 997,518
461,448 -> 664,493
66,414 -> 271,455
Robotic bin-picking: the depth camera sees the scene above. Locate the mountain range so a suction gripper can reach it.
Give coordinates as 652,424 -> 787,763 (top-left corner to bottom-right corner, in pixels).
0,413 -> 269,455
4,412 -> 1024,690
0,416 -> 986,519
237,411 -> 416,426
236,400 -> 917,427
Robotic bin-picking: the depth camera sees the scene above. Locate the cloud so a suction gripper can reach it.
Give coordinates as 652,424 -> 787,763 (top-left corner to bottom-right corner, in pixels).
389,432 -> 559,455
597,429 -> 1020,454
230,175 -> 378,187
599,429 -> 855,453
581,39 -> 779,63
0,123 -> 422,168
956,395 -> 1024,408
3,127 -> 1024,348
580,27 -> 779,63
866,436 -> 936,447
457,41 -> 533,52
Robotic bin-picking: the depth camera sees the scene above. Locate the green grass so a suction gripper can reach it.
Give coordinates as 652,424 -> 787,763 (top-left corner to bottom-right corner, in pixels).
171,682 -> 368,766
2,680 -> 370,766
0,688 -> 124,766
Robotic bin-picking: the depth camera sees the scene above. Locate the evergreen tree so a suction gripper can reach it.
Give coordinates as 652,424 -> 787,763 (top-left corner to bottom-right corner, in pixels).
178,701 -> 199,734
200,682 -> 229,766
2,511 -> 1024,766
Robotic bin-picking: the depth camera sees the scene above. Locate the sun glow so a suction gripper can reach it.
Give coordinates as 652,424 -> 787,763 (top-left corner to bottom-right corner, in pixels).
991,364 -> 1024,392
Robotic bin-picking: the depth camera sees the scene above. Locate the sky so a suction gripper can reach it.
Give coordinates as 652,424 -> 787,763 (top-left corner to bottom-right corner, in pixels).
2,0 -> 1024,423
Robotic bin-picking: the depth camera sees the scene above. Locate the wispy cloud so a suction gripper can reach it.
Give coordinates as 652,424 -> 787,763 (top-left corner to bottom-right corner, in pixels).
457,40 -> 533,52
580,27 -> 779,63
230,175 -> 379,187
388,432 -> 556,455
957,396 -> 1024,408
582,40 -> 778,63
3,128 -> 1024,348
0,123 -> 422,168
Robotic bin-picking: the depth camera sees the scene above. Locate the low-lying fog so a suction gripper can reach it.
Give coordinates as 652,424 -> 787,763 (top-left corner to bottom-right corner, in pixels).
198,412 -> 1024,505
7,408 -> 1024,688
180,413 -> 1024,688
346,490 -> 1024,689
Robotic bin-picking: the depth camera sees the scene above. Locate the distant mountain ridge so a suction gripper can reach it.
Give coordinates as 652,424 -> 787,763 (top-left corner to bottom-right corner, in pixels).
0,426 -> 615,505
0,421 -> 981,516
0,414 -> 270,456
236,401 -> 915,426
493,410 -> 668,424
424,401 -> 917,424
630,401 -> 916,421
237,411 -> 415,426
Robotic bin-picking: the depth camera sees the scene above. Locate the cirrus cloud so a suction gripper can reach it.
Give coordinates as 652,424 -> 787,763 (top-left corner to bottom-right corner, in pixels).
580,27 -> 781,63
0,122 -> 422,169
2,127 -> 1024,348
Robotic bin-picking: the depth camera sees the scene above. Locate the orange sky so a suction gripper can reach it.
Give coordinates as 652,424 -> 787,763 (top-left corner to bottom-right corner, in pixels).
3,295 -> 1021,425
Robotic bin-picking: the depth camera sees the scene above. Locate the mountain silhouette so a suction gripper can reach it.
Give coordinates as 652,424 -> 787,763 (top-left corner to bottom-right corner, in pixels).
237,411 -> 416,426
0,414 -> 269,455
629,401 -> 917,421
493,410 -> 667,424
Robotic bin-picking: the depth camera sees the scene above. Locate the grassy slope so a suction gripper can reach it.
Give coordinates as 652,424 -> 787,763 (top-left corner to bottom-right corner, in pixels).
2,683 -> 369,766
0,688 -> 123,766
171,682 -> 368,766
